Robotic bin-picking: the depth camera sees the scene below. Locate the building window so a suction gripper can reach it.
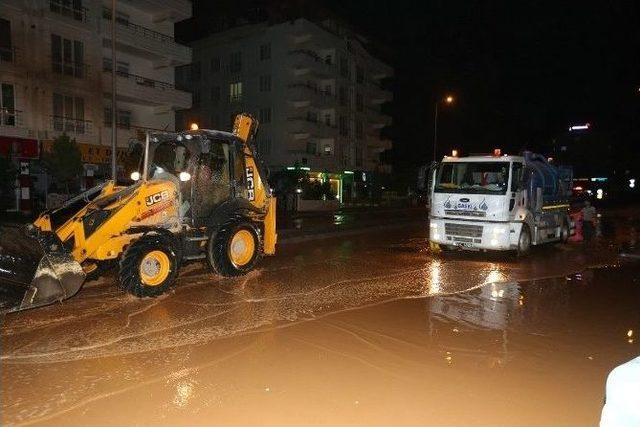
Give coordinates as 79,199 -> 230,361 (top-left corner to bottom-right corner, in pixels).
210,113 -> 219,128
339,56 -> 349,78
0,83 -> 15,126
259,107 -> 271,124
356,120 -> 364,139
259,75 -> 271,92
324,85 -> 332,96
306,111 -> 318,123
210,56 -> 220,73
356,65 -> 364,84
53,93 -> 86,133
104,108 -> 131,129
356,147 -> 363,167
51,34 -> 84,78
192,61 -> 201,80
323,144 -> 333,156
102,58 -> 129,76
306,142 -> 317,155
356,93 -> 363,112
260,43 -> 271,60
175,65 -> 190,90
259,137 -> 272,155
0,18 -> 13,62
211,86 -> 220,104
324,113 -> 332,127
229,52 -> 242,73
339,116 -> 348,136
229,82 -> 242,102
192,89 -> 201,106
324,54 -> 333,65
339,86 -> 347,106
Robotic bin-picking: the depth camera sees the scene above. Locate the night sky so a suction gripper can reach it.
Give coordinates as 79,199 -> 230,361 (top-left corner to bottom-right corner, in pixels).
178,1 -> 640,178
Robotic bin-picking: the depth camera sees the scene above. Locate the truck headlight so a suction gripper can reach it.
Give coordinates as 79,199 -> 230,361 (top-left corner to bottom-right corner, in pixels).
492,227 -> 506,234
430,222 -> 438,229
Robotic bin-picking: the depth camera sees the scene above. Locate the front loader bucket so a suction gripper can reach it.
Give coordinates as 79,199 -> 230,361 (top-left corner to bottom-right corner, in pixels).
0,226 -> 85,313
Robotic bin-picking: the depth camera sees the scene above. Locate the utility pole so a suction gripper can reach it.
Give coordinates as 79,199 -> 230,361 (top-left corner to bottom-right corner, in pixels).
432,95 -> 454,161
110,0 -> 117,181
433,102 -> 439,161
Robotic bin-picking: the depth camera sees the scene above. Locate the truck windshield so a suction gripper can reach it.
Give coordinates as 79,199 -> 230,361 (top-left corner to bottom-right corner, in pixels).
435,161 -> 510,195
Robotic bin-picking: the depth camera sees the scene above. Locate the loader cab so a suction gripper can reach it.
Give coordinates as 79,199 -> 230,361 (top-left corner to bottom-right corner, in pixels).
143,130 -> 251,226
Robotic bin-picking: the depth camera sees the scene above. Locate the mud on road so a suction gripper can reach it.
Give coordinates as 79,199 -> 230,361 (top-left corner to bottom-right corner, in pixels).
1,219 -> 638,426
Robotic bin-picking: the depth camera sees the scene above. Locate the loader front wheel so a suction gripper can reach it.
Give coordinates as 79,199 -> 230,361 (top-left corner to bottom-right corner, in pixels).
118,235 -> 178,297
208,221 -> 261,277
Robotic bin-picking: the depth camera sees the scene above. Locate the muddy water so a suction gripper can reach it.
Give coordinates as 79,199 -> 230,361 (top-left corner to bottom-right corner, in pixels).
1,223 -> 637,426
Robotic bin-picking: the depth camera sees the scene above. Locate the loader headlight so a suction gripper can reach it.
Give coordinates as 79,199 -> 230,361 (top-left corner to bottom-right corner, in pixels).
492,227 -> 506,234
130,171 -> 141,181
179,172 -> 192,182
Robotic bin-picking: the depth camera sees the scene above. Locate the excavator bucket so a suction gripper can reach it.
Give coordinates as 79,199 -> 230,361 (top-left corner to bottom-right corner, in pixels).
0,226 -> 85,313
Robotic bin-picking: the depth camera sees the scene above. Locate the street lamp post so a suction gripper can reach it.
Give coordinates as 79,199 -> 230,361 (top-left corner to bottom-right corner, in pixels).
433,95 -> 454,161
110,0 -> 117,181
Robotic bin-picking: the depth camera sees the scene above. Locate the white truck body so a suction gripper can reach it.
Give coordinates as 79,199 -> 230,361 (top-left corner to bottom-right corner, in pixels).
429,153 -> 571,251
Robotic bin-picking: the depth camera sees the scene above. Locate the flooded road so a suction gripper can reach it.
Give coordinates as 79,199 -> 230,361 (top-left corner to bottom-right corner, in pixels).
2,218 -> 639,426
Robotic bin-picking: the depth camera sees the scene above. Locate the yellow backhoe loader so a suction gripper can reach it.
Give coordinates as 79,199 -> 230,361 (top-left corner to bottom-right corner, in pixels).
0,113 -> 276,313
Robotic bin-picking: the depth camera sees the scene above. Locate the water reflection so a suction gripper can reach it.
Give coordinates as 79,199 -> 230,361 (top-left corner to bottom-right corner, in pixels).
428,261 -> 441,295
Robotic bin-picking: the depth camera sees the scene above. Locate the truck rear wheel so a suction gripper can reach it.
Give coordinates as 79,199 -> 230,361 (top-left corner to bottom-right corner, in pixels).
517,225 -> 532,256
208,221 -> 262,277
118,235 -> 179,297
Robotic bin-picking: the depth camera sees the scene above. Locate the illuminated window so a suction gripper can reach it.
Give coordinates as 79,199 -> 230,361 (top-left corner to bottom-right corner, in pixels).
229,82 -> 242,102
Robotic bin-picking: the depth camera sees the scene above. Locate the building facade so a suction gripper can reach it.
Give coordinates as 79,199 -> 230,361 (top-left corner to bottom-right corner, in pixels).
0,0 -> 191,212
176,18 -> 392,202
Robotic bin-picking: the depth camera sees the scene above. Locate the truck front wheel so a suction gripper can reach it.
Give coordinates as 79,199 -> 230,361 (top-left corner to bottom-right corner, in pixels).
517,225 -> 532,256
560,220 -> 570,243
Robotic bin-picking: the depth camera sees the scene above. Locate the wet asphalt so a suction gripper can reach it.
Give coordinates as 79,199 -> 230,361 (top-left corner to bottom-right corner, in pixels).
1,207 -> 639,426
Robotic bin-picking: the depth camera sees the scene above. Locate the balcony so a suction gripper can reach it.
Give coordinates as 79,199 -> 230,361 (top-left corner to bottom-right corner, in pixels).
288,49 -> 335,78
0,109 -> 33,139
366,107 -> 392,129
367,81 -> 392,104
287,83 -> 336,108
48,0 -> 90,26
116,0 -> 191,22
50,115 -> 93,135
286,116 -> 337,140
103,70 -> 191,109
103,12 -> 190,66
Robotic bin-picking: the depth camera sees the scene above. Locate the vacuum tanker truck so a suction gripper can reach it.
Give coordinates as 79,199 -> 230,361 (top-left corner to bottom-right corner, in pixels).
428,151 -> 573,254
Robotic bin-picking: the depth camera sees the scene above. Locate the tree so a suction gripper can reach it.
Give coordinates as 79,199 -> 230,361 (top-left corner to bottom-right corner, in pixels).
0,155 -> 16,211
42,134 -> 83,194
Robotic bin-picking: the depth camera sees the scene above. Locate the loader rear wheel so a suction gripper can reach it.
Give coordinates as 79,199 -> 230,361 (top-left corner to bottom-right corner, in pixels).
118,235 -> 178,297
208,221 -> 261,277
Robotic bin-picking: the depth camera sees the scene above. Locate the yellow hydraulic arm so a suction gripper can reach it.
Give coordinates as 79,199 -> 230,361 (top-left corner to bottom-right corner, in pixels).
232,114 -> 277,255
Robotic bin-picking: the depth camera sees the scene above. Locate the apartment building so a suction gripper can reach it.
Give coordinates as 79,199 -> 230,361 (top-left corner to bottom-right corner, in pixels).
0,0 -> 191,212
176,18 -> 392,201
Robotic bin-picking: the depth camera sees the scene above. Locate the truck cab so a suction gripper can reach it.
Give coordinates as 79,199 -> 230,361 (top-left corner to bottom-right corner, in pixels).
429,152 -> 571,253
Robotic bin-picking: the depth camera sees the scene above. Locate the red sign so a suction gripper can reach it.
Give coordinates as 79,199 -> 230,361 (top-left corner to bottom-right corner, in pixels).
0,136 -> 39,159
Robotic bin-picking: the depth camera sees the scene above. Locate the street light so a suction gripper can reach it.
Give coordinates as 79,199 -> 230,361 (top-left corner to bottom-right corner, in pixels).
433,94 -> 454,161
110,0 -> 117,181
